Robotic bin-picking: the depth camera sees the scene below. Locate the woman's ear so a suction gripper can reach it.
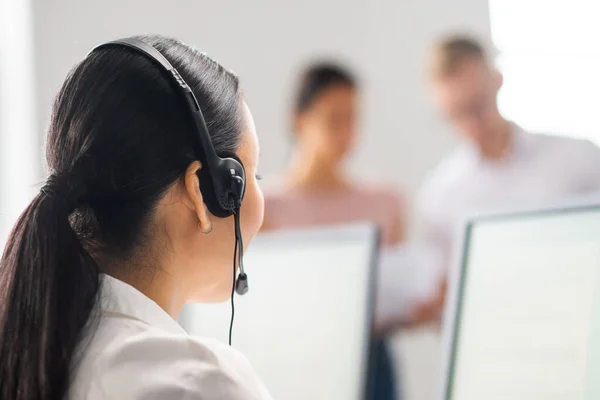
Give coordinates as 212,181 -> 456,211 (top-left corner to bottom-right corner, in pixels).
184,161 -> 211,232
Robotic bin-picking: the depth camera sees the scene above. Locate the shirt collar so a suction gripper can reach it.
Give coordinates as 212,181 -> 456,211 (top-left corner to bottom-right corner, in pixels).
510,124 -> 533,160
99,274 -> 186,335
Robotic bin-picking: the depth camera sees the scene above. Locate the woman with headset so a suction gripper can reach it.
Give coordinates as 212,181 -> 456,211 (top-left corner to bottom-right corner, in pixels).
262,63 -> 406,400
0,35 -> 270,399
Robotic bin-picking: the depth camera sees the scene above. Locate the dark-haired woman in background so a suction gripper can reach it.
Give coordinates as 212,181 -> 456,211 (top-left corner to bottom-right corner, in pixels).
262,63 -> 405,400
0,35 -> 271,399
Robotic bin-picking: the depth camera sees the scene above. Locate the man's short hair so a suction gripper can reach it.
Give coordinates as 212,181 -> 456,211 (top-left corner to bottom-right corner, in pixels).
430,35 -> 488,79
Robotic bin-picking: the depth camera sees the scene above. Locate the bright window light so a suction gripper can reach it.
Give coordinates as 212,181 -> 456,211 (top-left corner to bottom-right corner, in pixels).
490,0 -> 600,142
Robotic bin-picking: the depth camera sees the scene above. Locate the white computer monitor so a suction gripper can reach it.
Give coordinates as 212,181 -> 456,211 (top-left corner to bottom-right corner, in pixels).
442,200 -> 600,400
179,223 -> 379,400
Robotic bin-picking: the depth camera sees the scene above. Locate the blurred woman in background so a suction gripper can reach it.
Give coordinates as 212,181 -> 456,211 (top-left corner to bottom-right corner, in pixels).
262,63 -> 406,400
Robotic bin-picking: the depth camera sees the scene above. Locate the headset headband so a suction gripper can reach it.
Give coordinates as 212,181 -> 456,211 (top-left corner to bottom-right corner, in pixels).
90,38 -> 219,171
88,38 -> 246,218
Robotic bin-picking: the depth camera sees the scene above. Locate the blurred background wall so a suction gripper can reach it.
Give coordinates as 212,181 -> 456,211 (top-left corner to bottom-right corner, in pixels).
31,0 -> 491,195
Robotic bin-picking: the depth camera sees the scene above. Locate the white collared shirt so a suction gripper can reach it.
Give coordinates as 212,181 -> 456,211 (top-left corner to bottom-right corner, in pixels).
416,126 -> 600,263
69,275 -> 272,399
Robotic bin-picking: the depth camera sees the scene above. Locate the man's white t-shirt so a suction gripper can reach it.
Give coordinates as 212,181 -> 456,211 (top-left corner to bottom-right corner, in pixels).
417,126 -> 600,263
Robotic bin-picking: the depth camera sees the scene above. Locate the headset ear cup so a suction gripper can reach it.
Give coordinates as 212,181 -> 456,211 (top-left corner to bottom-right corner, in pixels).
197,156 -> 246,218
219,156 -> 246,206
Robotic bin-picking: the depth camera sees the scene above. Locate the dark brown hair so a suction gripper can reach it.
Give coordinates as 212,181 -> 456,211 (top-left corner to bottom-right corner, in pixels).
293,62 -> 356,115
430,35 -> 488,78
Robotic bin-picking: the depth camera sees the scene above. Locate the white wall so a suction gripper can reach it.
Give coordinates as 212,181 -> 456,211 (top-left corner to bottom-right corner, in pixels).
32,0 -> 490,197
30,1 -> 490,399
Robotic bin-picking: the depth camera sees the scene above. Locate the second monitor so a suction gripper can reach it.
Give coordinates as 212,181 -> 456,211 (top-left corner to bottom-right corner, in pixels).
442,201 -> 600,400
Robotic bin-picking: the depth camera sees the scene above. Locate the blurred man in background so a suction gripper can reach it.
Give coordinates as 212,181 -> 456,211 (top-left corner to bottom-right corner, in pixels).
417,35 -> 600,310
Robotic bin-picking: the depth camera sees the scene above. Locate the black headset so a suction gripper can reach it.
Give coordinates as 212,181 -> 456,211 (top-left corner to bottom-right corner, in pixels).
88,38 -> 249,343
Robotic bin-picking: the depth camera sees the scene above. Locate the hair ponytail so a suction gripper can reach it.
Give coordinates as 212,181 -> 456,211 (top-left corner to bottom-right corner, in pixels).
0,175 -> 100,400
